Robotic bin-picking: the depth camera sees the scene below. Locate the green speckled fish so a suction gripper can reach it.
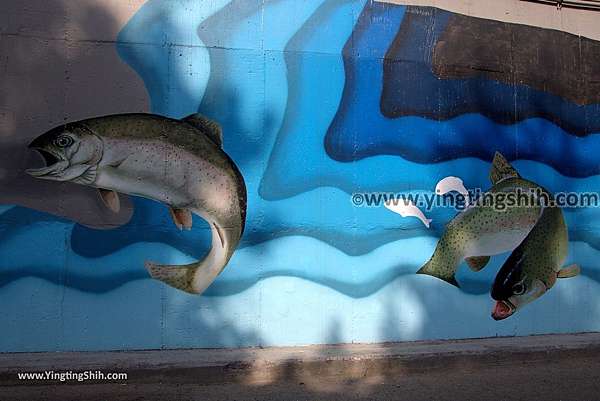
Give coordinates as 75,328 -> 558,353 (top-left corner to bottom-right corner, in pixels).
490,199 -> 579,320
417,152 -> 543,286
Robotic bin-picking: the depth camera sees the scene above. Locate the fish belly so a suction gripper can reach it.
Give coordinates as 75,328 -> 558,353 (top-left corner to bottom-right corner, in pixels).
463,229 -> 530,257
452,200 -> 540,258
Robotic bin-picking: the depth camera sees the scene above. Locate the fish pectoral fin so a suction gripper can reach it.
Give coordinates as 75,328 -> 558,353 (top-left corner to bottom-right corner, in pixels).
465,256 -> 491,272
169,208 -> 193,230
557,264 -> 581,279
98,189 -> 121,213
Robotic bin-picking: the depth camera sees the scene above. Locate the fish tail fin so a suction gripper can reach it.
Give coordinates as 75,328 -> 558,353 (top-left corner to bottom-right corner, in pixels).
416,259 -> 460,288
145,222 -> 240,294
416,237 -> 461,287
145,261 -> 199,294
425,218 -> 433,228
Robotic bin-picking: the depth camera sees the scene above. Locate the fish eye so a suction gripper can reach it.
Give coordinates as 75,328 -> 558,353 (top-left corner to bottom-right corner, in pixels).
512,283 -> 526,295
54,135 -> 73,148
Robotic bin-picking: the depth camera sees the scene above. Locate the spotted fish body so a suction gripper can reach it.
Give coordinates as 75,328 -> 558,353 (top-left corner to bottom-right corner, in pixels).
27,113 -> 246,294
511,204 -> 568,290
490,192 -> 577,320
417,153 -> 542,286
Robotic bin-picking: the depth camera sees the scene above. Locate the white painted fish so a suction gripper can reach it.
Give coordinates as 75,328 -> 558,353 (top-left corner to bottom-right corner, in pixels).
435,176 -> 470,206
26,113 -> 247,295
385,199 -> 432,228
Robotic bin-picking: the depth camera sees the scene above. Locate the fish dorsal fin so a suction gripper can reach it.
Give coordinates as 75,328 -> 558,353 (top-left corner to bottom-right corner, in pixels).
490,152 -> 520,185
557,264 -> 580,278
182,113 -> 223,147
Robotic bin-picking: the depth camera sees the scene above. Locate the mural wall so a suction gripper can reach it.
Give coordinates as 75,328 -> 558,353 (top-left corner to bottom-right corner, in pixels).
2,0 -> 600,352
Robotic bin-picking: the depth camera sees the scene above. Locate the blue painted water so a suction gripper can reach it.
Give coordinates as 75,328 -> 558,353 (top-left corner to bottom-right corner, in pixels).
2,0 -> 600,351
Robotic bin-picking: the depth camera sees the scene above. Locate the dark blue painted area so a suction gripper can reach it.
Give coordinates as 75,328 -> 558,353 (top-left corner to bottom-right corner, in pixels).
381,7 -> 600,135
71,198 -> 211,260
0,268 -> 148,293
325,3 -> 600,177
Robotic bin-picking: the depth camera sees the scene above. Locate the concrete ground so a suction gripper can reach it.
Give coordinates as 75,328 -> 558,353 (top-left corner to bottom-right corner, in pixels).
1,333 -> 599,401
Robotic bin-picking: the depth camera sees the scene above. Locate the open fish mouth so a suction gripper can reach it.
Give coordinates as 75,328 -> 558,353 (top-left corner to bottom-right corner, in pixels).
26,148 -> 68,177
491,300 -> 516,321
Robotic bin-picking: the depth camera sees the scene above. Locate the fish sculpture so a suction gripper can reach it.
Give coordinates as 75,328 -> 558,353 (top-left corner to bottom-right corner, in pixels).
26,113 -> 247,295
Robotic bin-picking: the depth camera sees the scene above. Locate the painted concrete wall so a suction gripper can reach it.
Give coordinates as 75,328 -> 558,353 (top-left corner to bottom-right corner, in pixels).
2,0 -> 600,352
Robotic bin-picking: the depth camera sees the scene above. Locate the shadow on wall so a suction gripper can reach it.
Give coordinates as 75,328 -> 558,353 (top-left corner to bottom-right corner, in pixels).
0,0 -> 149,229
0,0 -> 270,353
0,0 -> 261,351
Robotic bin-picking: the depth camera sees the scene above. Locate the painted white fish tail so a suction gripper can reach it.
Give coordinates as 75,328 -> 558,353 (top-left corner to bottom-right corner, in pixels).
145,220 -> 237,294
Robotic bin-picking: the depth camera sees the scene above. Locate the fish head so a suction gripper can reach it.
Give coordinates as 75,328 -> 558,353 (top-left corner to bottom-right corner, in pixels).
26,123 -> 103,182
490,249 -> 547,320
434,181 -> 445,195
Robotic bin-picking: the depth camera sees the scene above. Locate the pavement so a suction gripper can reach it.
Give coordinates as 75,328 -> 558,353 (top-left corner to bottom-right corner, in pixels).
1,333 -> 599,400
